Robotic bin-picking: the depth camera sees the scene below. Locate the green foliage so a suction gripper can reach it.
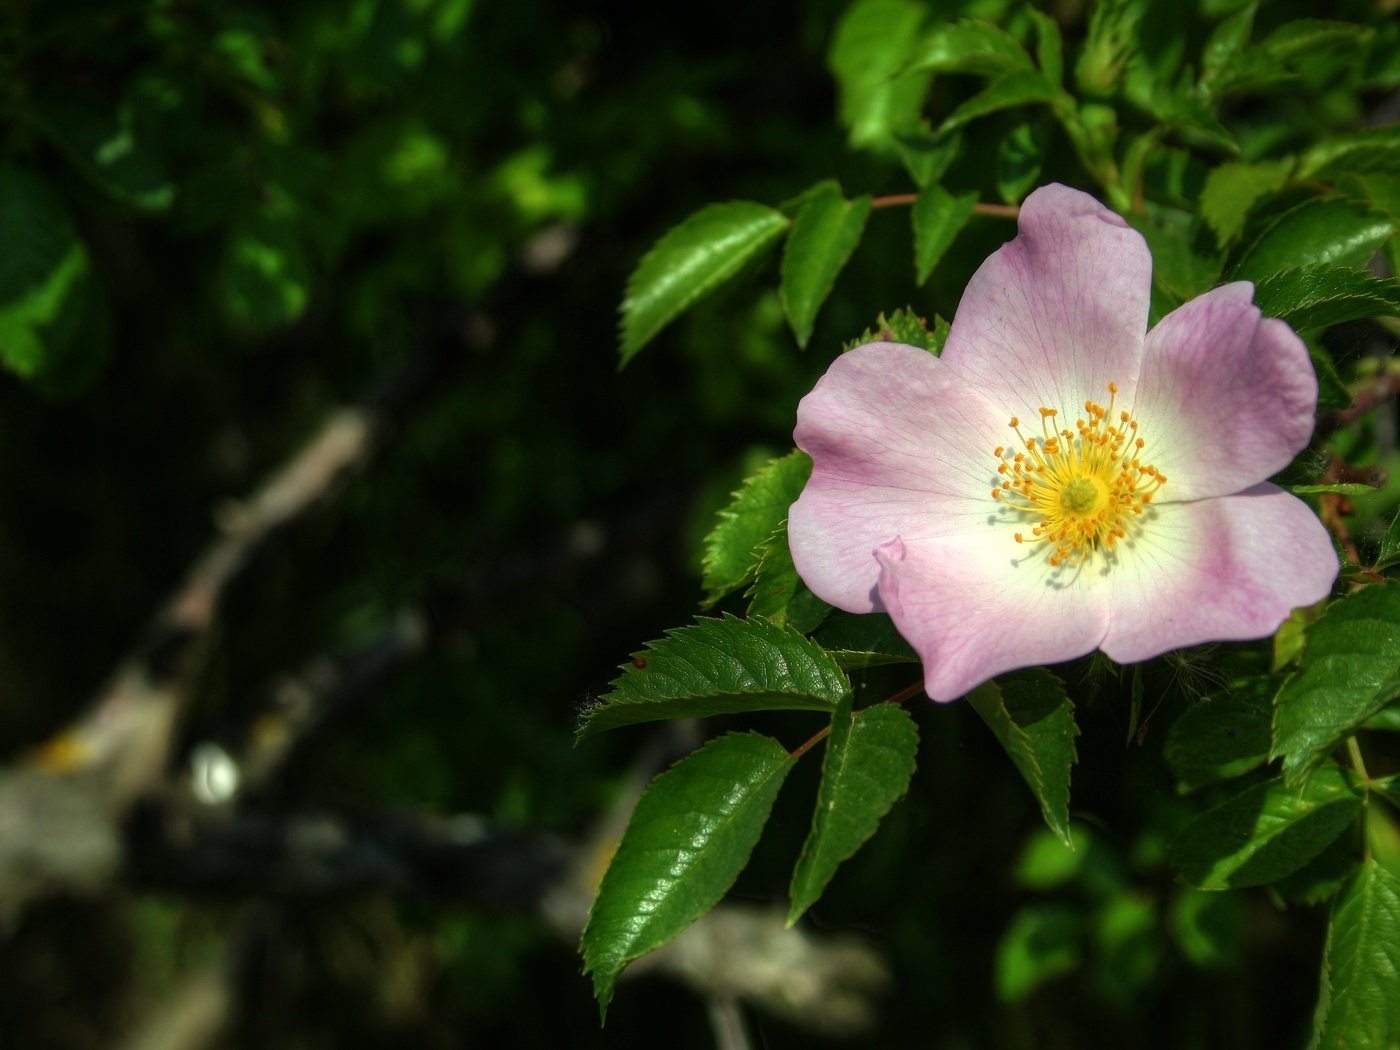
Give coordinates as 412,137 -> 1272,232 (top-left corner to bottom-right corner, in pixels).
745,525 -> 832,633
968,669 -> 1078,848
1273,586 -> 1400,784
912,186 -> 976,285
619,202 -> 789,363
577,615 -> 850,739
1199,159 -> 1292,246
905,20 -> 1035,77
811,611 -> 918,669
1253,265 -> 1400,332
829,0 -> 930,149
1310,859 -> 1400,1050
936,71 -> 1058,136
701,450 -> 812,604
843,307 -> 948,353
780,182 -> 871,348
1165,677 -> 1273,792
581,732 -> 796,1015
787,696 -> 919,924
1169,765 -> 1363,889
1232,196 -> 1396,282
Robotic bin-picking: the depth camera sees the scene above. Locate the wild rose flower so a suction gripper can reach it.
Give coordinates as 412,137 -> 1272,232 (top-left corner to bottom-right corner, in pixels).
789,183 -> 1339,702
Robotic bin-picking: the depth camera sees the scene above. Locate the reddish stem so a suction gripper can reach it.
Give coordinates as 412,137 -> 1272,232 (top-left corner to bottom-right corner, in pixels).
788,678 -> 926,760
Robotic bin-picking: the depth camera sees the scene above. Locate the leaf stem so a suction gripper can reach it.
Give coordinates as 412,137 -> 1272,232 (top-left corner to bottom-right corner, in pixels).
869,194 -> 1019,219
789,678 -> 925,760
1347,735 -> 1371,787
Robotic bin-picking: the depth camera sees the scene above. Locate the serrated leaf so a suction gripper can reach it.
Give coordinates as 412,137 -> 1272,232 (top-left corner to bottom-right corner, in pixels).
1169,765 -> 1363,889
1253,265 -> 1400,332
702,450 -> 812,603
1273,586 -> 1400,784
829,0 -> 929,149
787,696 -> 919,924
811,611 -> 918,669
905,19 -> 1035,77
1199,159 -> 1291,246
936,71 -> 1058,136
780,182 -> 871,348
746,523 -> 832,633
1302,125 -> 1400,181
619,201 -> 789,363
912,186 -> 975,285
843,307 -> 948,354
1232,196 -> 1396,283
0,169 -> 97,379
578,615 -> 850,739
1309,859 -> 1400,1050
968,669 -> 1078,847
581,732 -> 795,1016
1165,678 -> 1274,792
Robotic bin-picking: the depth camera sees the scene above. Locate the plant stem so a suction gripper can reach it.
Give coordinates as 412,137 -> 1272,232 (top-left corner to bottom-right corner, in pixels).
788,678 -> 926,760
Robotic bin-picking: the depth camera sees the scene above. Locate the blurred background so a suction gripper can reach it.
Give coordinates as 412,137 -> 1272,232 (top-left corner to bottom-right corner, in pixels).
0,0 -> 1389,1046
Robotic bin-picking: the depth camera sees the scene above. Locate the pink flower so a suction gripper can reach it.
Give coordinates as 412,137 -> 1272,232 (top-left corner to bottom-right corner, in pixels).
789,184 -> 1339,702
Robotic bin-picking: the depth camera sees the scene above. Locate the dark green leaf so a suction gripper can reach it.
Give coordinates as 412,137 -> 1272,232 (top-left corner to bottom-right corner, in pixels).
1264,19 -> 1375,87
0,169 -> 97,379
1273,585 -> 1400,784
32,99 -> 174,211
1309,859 -> 1400,1050
811,611 -> 919,669
996,122 -> 1045,205
995,904 -> 1084,1001
843,307 -> 948,354
894,126 -> 962,188
1301,125 -> 1400,180
780,182 -> 871,348
1165,678 -> 1274,792
905,20 -> 1035,77
1372,774 -> 1400,813
1378,509 -> 1400,570
578,615 -> 849,739
787,696 -> 919,924
968,669 -> 1078,847
1198,1 -> 1257,98
1310,345 -> 1352,412
1232,196 -> 1395,283
912,186 -> 976,285
223,211 -> 311,332
1363,704 -> 1400,732
746,524 -> 832,633
1199,159 -> 1291,246
581,732 -> 796,1015
1253,265 -> 1400,332
620,201 -> 789,363
1026,9 -> 1064,87
1170,766 -> 1363,889
936,71 -> 1058,135
829,0 -> 929,149
1272,833 -> 1359,906
701,450 -> 812,603
1127,212 -> 1223,312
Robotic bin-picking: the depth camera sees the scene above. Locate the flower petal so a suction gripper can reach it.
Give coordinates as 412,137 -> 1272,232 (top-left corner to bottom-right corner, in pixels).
875,533 -> 1110,702
1100,484 -> 1338,663
791,342 -> 1007,612
1133,283 -> 1318,501
940,183 -> 1152,418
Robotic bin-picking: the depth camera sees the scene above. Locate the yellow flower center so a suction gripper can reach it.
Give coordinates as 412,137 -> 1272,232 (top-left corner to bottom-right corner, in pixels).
990,382 -> 1166,567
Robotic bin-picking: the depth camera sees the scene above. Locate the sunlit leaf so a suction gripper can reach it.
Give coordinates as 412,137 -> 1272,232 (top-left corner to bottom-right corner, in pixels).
1309,859 -> 1400,1050
1253,265 -> 1400,332
1199,159 -> 1291,246
912,186 -> 975,284
1232,196 -> 1395,282
936,71 -> 1058,135
701,450 -> 811,604
829,0 -> 929,149
780,182 -> 871,348
904,19 -> 1035,77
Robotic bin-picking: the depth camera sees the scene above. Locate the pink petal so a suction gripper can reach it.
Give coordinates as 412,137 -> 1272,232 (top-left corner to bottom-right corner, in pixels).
940,184 -> 1152,419
1100,484 -> 1338,663
791,342 -> 1007,612
1132,283 -> 1318,501
875,533 -> 1110,702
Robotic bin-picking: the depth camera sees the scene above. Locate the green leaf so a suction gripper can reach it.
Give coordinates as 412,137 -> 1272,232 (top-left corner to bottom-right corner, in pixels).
223,212 -> 311,332
746,524 -> 832,634
619,201 -> 789,363
1378,509 -> 1400,570
811,611 -> 919,669
1232,196 -> 1396,283
912,186 -> 976,285
1263,19 -> 1375,87
1291,484 -> 1375,497
1198,1 -> 1257,98
1309,859 -> 1400,1050
1253,265 -> 1400,332
578,615 -> 850,739
996,904 -> 1084,1002
1026,9 -> 1064,87
581,732 -> 796,1015
996,122 -> 1045,206
936,71 -> 1058,136
1302,125 -> 1400,180
32,98 -> 174,211
0,169 -> 97,379
905,19 -> 1035,77
787,696 -> 919,924
829,0 -> 929,149
894,126 -> 962,188
1274,586 -> 1400,784
843,307 -> 948,354
701,450 -> 812,604
1199,159 -> 1291,247
779,182 -> 871,348
968,669 -> 1078,847
1165,678 -> 1273,792
1310,345 -> 1352,412
1169,765 -> 1363,889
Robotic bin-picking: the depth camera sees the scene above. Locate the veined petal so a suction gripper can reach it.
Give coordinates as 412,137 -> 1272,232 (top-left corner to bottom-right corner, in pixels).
941,184 -> 1151,419
1100,484 -> 1338,663
1133,283 -> 1318,501
791,342 -> 1006,612
876,533 -> 1110,702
